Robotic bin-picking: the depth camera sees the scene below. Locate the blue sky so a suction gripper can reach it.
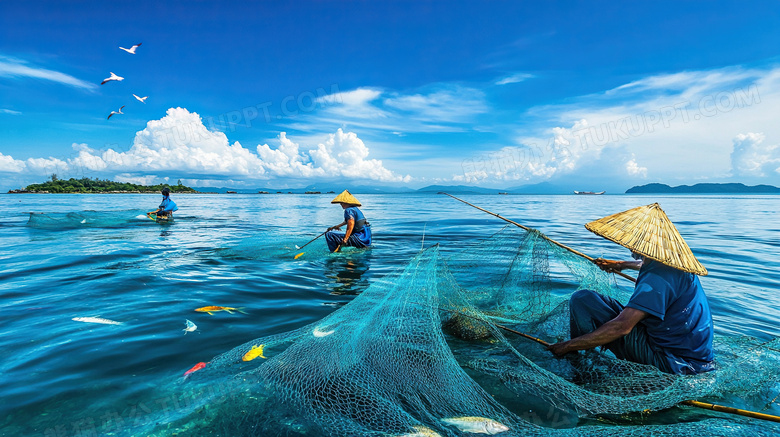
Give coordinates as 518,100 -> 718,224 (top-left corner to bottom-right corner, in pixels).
2,1 -> 780,191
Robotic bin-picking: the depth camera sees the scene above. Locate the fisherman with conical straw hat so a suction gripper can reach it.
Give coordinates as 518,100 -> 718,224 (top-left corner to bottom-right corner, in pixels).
548,203 -> 714,375
325,190 -> 372,252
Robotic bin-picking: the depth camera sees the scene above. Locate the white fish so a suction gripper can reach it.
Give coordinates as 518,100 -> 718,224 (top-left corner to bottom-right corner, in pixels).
73,316 -> 122,326
398,425 -> 442,437
133,94 -> 148,103
183,319 -> 197,334
101,72 -> 124,85
440,416 -> 509,435
119,43 -> 142,54
313,326 -> 335,337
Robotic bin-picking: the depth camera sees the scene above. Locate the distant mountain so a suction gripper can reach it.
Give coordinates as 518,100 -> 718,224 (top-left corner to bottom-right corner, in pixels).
626,183 -> 780,194
416,184 -> 502,194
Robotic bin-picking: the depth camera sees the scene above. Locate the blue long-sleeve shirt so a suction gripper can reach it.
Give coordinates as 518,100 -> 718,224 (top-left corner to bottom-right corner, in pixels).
158,196 -> 178,213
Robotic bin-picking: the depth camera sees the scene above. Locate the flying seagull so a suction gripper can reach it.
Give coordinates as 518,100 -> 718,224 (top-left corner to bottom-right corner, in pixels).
107,105 -> 125,120
119,43 -> 142,54
133,94 -> 148,104
101,72 -> 124,85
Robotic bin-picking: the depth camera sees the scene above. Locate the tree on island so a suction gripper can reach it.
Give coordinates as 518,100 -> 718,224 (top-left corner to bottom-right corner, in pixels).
18,176 -> 199,194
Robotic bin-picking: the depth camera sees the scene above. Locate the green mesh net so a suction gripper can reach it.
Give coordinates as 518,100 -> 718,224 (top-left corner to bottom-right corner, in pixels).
136,226 -> 779,436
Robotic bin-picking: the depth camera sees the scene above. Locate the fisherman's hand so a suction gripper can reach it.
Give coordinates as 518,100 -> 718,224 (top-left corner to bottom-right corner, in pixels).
547,341 -> 573,357
595,258 -> 623,273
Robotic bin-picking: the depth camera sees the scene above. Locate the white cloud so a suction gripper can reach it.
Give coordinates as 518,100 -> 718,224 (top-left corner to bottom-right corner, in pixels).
0,56 -> 96,91
0,152 -> 25,173
114,173 -> 162,186
496,73 -> 534,85
1,108 -> 22,115
0,107 -> 408,184
319,88 -> 381,106
730,132 -> 780,177
298,84 -> 490,134
508,65 -> 780,183
626,157 -> 648,177
384,86 -> 488,123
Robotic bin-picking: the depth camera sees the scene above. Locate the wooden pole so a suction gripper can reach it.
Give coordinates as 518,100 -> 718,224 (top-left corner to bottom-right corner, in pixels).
442,193 -> 637,283
681,400 -> 780,423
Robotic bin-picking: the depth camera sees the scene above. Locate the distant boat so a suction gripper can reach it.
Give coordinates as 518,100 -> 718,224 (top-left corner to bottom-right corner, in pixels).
498,192 -> 508,195
574,190 -> 605,195
226,191 -> 237,194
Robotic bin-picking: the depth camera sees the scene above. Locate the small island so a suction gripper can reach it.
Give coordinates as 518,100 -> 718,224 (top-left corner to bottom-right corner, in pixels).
626,183 -> 780,194
8,175 -> 199,194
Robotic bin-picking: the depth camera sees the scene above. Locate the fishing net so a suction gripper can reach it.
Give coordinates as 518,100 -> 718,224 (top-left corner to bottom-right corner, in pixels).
26,211 -> 157,228
135,226 -> 779,436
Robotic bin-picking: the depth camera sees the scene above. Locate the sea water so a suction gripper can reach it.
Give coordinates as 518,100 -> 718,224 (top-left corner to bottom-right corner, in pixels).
0,193 -> 778,435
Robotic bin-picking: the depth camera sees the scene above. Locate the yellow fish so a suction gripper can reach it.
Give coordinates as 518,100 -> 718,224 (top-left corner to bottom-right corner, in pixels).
195,306 -> 246,315
294,252 -> 305,259
242,344 -> 266,361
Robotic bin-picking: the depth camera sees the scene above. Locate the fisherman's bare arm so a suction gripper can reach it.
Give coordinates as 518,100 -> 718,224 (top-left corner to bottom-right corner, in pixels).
547,307 -> 648,356
328,221 -> 347,231
342,218 -> 355,243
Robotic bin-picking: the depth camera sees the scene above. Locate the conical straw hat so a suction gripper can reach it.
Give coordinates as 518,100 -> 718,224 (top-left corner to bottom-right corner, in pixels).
585,203 -> 707,275
331,190 -> 361,206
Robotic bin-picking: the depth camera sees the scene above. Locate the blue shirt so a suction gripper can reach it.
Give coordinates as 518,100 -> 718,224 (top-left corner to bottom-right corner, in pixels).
627,259 -> 714,374
344,206 -> 371,245
158,196 -> 178,213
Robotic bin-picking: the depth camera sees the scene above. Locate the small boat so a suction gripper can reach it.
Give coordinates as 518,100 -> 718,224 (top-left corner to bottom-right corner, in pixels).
498,192 -> 508,195
574,191 -> 605,195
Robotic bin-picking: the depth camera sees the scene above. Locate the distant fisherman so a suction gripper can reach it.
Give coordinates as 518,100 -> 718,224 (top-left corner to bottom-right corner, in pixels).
325,190 -> 371,252
548,203 -> 714,375
148,186 -> 178,220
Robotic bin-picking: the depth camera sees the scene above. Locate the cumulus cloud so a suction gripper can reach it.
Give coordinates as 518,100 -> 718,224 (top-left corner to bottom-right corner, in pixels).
0,55 -> 96,91
0,107 -> 408,184
256,129 -> 409,182
0,152 -> 25,173
730,132 -> 780,177
626,157 -> 648,177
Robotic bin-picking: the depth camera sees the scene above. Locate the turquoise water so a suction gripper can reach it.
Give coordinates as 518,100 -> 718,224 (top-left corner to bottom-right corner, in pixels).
1,193 -> 778,435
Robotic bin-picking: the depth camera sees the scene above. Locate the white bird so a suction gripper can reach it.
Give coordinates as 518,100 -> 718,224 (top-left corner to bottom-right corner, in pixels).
107,105 -> 125,120
119,43 -> 142,54
101,72 -> 124,85
133,94 -> 148,104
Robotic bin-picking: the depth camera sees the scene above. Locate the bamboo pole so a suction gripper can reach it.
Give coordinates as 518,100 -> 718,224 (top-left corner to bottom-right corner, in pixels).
443,193 -> 637,283
681,400 -> 780,423
442,193 -> 780,424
